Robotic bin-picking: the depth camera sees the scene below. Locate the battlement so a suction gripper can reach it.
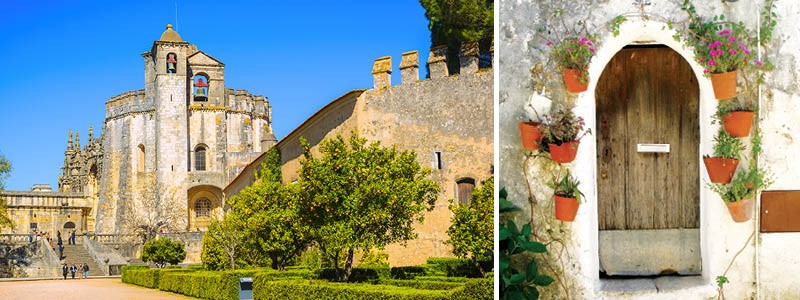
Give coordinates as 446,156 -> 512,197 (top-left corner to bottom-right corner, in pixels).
370,42 -> 493,90
224,89 -> 271,120
105,89 -> 151,121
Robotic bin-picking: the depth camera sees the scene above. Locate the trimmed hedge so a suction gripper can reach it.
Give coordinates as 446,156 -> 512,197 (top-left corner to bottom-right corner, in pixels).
379,279 -> 464,290
317,266 -> 390,282
448,278 -> 493,300
254,279 -> 452,300
121,266 -> 162,289
425,257 -> 491,278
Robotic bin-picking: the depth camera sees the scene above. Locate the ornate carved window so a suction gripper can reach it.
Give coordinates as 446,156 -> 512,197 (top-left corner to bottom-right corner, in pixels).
456,178 -> 476,205
194,198 -> 211,218
195,145 -> 207,171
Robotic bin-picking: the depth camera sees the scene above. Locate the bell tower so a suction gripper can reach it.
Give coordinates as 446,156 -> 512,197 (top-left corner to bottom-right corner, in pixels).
145,24 -> 191,226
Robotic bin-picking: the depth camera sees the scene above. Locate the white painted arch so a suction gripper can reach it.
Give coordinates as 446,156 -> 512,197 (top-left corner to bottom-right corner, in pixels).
563,19 -> 753,296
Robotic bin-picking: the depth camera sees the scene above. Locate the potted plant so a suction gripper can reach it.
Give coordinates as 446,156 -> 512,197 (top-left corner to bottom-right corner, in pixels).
715,97 -> 756,137
703,130 -> 744,183
708,164 -> 773,222
551,173 -> 584,222
548,36 -> 596,93
692,27 -> 759,100
541,108 -> 591,163
519,100 -> 546,150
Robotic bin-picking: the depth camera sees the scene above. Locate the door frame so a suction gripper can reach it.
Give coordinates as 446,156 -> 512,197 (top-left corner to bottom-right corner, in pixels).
567,20 -> 724,292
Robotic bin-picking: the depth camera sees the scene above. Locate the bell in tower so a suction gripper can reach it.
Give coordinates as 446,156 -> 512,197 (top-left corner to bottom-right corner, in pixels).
194,77 -> 209,101
167,53 -> 177,74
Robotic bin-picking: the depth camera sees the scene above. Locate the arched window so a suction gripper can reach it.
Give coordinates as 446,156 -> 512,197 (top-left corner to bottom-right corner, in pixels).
166,53 -> 177,74
193,74 -> 209,101
194,198 -> 211,218
195,145 -> 207,171
137,144 -> 145,172
63,221 -> 76,229
456,178 -> 476,205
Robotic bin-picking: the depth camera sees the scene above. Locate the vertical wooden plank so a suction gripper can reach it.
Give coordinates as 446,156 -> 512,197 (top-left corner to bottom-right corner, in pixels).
625,48 -> 656,230
675,49 -> 700,229
596,49 -> 628,230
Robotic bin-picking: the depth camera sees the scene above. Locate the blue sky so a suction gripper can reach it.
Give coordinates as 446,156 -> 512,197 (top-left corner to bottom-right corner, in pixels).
0,1 -> 432,191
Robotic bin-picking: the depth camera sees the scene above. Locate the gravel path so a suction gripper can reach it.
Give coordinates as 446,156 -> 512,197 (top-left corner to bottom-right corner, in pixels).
0,278 -> 195,300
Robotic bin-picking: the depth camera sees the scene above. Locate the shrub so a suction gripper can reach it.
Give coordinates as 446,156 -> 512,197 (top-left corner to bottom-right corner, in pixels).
141,237 -> 186,268
254,279 -> 452,300
413,276 -> 472,283
390,266 -> 429,279
318,266 -> 390,283
121,266 -> 161,289
425,257 -> 490,278
448,278 -> 493,300
359,248 -> 389,267
379,279 -> 464,291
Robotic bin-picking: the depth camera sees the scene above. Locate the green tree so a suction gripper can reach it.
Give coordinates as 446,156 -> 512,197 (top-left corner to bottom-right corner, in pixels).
200,228 -> 230,271
298,133 -> 440,281
0,153 -> 13,229
419,0 -> 494,73
205,218 -> 244,270
446,176 -> 494,276
225,148 -> 311,271
141,237 -> 187,268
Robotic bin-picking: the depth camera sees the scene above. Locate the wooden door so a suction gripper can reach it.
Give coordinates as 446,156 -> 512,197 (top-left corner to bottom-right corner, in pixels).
596,45 -> 700,276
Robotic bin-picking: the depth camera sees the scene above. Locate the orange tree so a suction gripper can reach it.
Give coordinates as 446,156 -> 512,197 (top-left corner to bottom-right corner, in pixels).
298,133 -> 439,282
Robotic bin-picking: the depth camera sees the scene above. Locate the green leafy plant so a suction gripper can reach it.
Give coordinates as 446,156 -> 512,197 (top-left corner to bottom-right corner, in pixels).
551,173 -> 585,203
708,163 -> 773,203
141,237 -> 187,268
540,108 -> 591,146
610,15 -> 627,37
547,35 -> 596,83
499,188 -> 554,300
715,97 -> 756,119
707,130 -> 744,159
446,177 -> 494,277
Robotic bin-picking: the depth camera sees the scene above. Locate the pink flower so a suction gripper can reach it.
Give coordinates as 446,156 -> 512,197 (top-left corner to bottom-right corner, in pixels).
709,60 -> 717,66
718,29 -> 731,36
704,69 -> 710,74
567,47 -> 573,52
756,61 -> 763,66
589,47 -> 595,53
729,49 -> 738,55
744,49 -> 751,55
728,36 -> 736,43
546,41 -> 552,46
738,44 -> 747,51
579,37 -> 589,46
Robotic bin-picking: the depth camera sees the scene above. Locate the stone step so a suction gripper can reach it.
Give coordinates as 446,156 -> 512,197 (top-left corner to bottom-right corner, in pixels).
57,245 -> 104,276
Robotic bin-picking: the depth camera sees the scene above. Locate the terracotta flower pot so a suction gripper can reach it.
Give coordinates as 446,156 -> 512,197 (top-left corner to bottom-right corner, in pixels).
562,68 -> 588,93
710,71 -> 737,100
722,111 -> 754,137
548,141 -> 580,163
555,195 -> 580,222
726,198 -> 753,222
518,122 -> 543,150
703,157 -> 739,183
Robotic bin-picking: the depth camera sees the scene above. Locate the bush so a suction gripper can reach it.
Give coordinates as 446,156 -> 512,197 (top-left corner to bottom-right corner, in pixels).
254,279 -> 452,300
358,249 -> 389,267
121,266 -> 161,289
390,266 -> 429,279
317,266 -> 390,283
411,276 -> 472,283
141,237 -> 187,268
379,279 -> 464,291
425,257 -> 490,278
448,278 -> 493,300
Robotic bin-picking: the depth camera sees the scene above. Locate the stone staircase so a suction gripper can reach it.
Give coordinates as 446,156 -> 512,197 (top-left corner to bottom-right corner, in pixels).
59,244 -> 104,276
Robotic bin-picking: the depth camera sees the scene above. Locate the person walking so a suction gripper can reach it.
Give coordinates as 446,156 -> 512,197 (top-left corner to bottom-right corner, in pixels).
70,264 -> 77,279
82,263 -> 89,279
62,263 -> 68,280
70,230 -> 76,245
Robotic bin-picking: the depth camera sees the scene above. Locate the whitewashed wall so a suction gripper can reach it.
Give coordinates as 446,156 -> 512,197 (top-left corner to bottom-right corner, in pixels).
499,0 -> 800,298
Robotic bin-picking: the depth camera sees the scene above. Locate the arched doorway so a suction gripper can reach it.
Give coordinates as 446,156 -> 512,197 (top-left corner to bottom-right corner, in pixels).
595,45 -> 700,276
63,221 -> 76,230
187,185 -> 223,231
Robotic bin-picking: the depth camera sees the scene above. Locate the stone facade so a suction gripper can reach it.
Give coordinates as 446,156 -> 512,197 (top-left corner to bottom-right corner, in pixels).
0,187 -> 91,234
16,25 -> 276,240
500,1 -> 800,298
225,43 -> 493,266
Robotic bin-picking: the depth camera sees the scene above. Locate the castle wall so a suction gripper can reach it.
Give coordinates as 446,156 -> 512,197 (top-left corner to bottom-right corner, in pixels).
0,191 -> 90,235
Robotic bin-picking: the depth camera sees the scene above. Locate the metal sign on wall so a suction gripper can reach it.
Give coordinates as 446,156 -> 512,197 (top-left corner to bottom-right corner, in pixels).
760,191 -> 800,232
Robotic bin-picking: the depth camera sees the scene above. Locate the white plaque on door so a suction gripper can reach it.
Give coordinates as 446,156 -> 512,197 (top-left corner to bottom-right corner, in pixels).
637,143 -> 670,153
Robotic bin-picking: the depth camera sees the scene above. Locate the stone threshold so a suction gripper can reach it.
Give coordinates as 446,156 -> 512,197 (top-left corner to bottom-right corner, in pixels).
599,276 -> 713,296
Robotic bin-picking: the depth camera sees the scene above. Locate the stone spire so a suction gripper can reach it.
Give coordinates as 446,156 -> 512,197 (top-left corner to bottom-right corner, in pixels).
67,130 -> 73,150
75,132 -> 81,150
88,125 -> 93,141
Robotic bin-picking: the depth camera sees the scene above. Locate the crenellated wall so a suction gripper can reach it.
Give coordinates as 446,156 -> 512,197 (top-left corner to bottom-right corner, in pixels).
224,43 -> 493,266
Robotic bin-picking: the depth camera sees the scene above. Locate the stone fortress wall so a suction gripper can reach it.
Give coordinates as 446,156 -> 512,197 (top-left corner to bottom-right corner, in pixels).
226,42 -> 494,266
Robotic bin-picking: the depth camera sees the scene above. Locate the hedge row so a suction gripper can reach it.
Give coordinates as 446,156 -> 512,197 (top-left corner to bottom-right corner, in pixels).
425,257 -> 491,278
253,278 -> 492,300
378,279 -> 464,290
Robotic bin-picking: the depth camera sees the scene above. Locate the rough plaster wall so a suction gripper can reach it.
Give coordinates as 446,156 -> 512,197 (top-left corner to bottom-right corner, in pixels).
360,68 -> 493,266
499,1 -> 798,298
